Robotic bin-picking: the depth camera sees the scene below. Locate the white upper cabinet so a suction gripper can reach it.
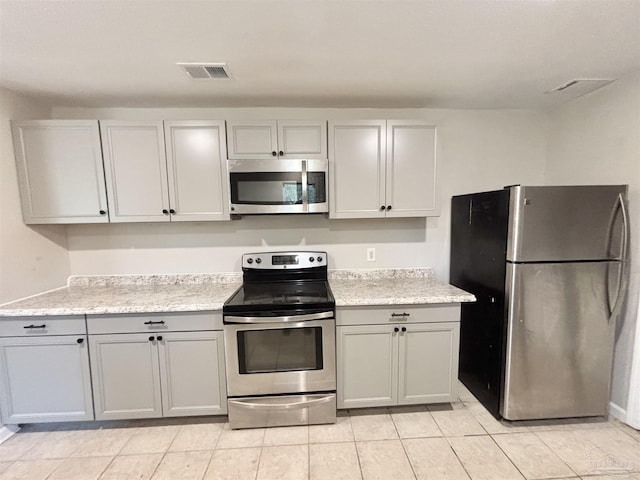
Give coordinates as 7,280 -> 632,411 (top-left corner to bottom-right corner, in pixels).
329,120 -> 387,218
11,120 -> 109,224
100,121 -> 170,222
386,121 -> 437,217
277,120 -> 327,159
329,120 -> 438,219
164,121 -> 229,221
101,120 -> 229,223
227,120 -> 327,160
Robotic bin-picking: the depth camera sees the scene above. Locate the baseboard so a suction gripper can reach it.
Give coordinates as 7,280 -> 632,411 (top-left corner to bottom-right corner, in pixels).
609,401 -> 627,422
0,425 -> 20,444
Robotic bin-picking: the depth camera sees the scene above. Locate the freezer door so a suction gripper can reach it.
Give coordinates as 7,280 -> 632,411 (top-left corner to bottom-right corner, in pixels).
507,185 -> 627,262
502,261 -> 618,420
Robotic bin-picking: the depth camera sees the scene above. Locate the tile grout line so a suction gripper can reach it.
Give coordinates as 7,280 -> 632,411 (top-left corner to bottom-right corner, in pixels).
307,425 -> 310,480
389,409 -> 418,479
531,428 -> 591,478
353,438 -> 365,480
252,428 -> 266,480
200,448 -> 216,480
95,454 -> 117,480
487,432 -> 533,480
610,419 -> 640,444
442,433 -> 475,480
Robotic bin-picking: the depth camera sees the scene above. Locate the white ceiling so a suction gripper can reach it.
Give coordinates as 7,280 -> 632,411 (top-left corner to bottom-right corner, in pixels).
1,0 -> 639,109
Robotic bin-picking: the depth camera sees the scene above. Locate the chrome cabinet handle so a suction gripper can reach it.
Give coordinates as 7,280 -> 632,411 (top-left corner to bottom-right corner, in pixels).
391,313 -> 410,318
23,324 -> 46,329
143,320 -> 165,325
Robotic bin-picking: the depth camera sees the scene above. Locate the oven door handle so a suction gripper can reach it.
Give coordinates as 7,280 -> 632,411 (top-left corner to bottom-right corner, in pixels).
224,311 -> 334,324
228,394 -> 334,411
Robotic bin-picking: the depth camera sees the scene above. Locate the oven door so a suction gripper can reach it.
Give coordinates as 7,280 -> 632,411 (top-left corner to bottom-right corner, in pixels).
224,315 -> 336,397
228,159 -> 328,214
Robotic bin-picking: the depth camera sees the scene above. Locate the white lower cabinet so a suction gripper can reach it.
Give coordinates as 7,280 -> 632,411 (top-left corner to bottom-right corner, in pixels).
0,317 -> 93,424
338,325 -> 399,407
89,333 -> 163,420
158,331 -> 226,417
337,306 -> 460,409
88,313 -> 227,421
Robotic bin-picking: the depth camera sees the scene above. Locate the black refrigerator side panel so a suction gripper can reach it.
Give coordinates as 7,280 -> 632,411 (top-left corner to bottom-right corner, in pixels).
450,190 -> 510,418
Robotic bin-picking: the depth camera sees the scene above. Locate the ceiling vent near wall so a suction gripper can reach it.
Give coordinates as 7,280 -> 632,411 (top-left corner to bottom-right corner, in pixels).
177,63 -> 233,79
544,78 -> 614,97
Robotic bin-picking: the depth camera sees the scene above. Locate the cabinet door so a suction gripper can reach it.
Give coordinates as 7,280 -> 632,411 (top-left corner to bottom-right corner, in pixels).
226,121 -> 278,159
328,120 -> 386,219
164,121 -> 230,221
90,333 -> 162,420
398,322 -> 459,405
277,120 -> 327,159
157,331 -> 227,417
337,325 -> 398,409
11,120 -> 109,224
386,121 -> 438,217
0,335 -> 93,424
100,121 -> 170,222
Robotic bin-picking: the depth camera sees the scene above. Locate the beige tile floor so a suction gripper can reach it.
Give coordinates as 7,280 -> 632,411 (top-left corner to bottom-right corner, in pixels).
0,382 -> 639,480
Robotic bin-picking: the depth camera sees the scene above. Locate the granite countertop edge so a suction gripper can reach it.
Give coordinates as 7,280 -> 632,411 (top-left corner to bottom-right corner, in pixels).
0,269 -> 475,317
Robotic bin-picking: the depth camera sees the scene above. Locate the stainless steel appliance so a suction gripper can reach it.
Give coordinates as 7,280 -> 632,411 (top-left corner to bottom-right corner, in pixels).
450,185 -> 629,420
228,159 -> 328,214
223,251 -> 336,429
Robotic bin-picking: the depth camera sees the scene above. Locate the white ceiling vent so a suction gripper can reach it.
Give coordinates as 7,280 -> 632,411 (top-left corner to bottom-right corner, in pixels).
545,78 -> 614,97
177,63 -> 232,80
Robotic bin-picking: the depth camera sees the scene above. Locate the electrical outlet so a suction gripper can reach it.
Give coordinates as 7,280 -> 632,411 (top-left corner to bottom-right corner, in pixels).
367,248 -> 376,262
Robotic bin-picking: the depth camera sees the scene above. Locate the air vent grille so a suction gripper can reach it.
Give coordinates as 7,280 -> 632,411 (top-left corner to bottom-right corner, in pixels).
177,63 -> 232,80
545,78 -> 614,96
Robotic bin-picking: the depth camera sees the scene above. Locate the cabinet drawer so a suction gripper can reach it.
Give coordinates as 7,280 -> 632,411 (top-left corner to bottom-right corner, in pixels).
87,311 -> 222,334
0,316 -> 86,337
336,305 -> 460,326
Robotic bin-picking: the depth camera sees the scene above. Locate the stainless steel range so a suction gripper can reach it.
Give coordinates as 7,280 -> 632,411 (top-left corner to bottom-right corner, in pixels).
223,251 -> 336,429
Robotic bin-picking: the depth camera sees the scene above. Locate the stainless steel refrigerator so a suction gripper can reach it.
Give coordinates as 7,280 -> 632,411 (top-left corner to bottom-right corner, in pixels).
450,185 -> 629,420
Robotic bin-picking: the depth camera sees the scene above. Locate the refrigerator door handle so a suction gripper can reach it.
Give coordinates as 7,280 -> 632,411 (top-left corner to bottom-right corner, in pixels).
607,193 -> 630,322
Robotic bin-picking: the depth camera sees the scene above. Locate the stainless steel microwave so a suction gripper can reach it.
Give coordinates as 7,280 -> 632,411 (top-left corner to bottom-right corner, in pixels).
228,159 -> 328,214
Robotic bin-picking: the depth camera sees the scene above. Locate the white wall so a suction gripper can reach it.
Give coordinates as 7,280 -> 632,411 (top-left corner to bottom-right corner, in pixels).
0,88 -> 70,304
54,107 -> 548,281
545,71 -> 640,412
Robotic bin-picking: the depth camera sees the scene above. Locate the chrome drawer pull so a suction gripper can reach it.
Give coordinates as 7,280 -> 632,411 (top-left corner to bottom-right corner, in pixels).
391,313 -> 410,317
23,324 -> 46,329
143,320 -> 165,325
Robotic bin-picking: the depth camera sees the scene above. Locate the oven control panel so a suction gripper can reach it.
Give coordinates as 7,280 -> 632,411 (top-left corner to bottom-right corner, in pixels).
242,251 -> 327,269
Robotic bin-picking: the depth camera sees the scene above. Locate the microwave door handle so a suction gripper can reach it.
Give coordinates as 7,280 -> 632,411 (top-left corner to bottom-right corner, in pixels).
301,159 -> 308,212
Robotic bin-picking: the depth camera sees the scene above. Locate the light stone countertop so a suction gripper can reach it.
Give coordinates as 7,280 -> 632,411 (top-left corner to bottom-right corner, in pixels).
329,268 -> 476,306
0,274 -> 242,317
0,269 -> 474,317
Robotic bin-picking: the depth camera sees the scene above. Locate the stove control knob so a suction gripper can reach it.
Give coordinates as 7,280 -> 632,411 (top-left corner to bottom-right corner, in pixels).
255,258 -> 262,264
309,256 -> 315,262
317,256 -> 323,262
247,258 -> 253,264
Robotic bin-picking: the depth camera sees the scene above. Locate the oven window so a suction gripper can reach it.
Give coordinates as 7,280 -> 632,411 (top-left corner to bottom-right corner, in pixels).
237,327 -> 323,374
